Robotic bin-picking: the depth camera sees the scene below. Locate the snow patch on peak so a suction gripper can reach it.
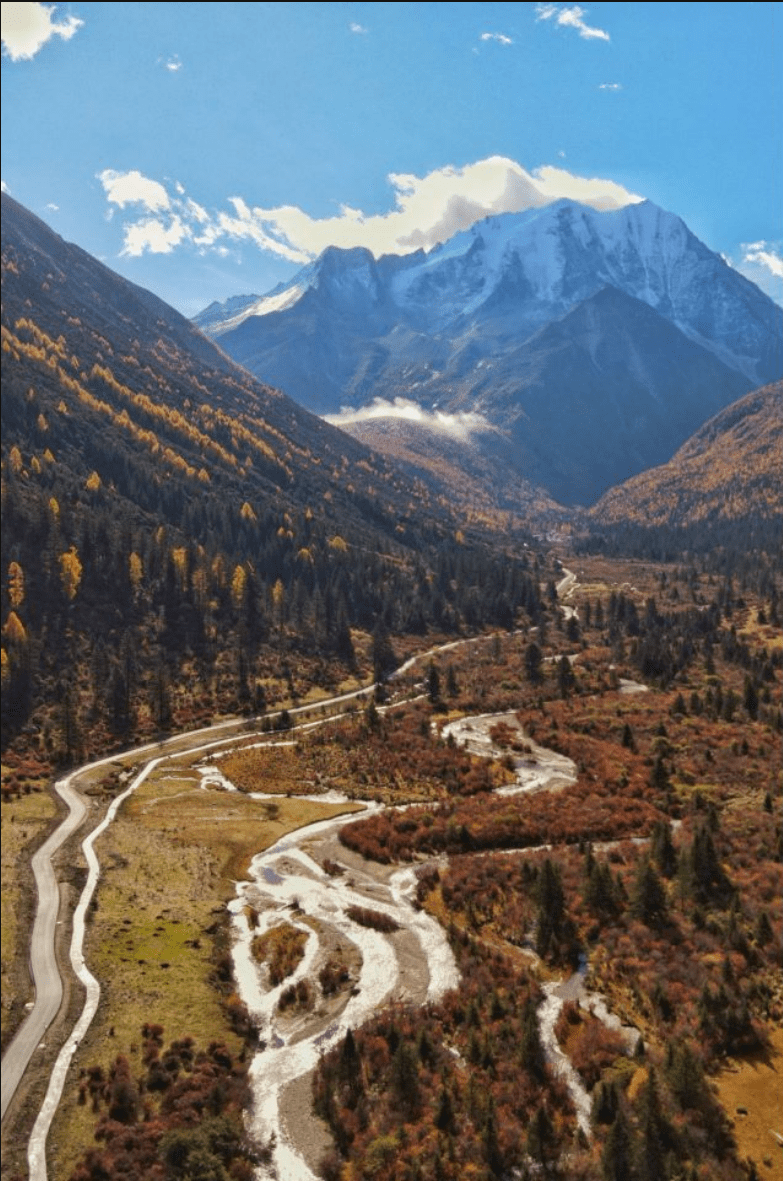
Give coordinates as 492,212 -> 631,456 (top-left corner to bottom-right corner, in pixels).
213,284 -> 307,332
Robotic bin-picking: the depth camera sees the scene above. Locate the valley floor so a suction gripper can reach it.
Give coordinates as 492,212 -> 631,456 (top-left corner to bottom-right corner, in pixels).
2,552 -> 781,1181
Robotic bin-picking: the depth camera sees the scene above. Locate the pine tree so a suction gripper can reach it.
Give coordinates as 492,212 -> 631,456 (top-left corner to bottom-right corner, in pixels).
557,654 -> 575,699
524,641 -> 543,685
519,997 -> 545,1079
630,858 -> 668,927
635,1069 -> 672,1181
434,1085 -> 455,1134
390,1041 -> 420,1119
650,820 -> 677,878
427,660 -> 441,704
536,859 -> 566,957
602,1107 -> 635,1181
526,1104 -> 555,1168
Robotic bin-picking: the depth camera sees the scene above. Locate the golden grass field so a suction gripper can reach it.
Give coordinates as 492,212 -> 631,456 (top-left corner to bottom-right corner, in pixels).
1,780 -> 57,1044
48,749 -> 362,1179
714,1026 -> 783,1180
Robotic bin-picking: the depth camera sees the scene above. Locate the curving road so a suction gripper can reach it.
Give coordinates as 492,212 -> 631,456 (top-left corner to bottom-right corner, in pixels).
7,595 -> 640,1178
3,588 -> 585,1127
4,671 -> 432,1179
0,689 -> 386,1129
1,773 -> 86,1120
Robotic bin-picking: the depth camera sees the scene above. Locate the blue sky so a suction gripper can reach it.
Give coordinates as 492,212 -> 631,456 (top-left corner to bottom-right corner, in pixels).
2,1 -> 781,314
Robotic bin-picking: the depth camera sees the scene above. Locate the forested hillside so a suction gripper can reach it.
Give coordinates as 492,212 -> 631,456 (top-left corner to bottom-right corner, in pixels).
589,382 -> 783,550
1,194 -> 541,764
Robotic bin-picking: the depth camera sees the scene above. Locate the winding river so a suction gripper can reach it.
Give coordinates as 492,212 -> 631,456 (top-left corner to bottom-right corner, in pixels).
223,705 -> 638,1175
9,593 -> 645,1179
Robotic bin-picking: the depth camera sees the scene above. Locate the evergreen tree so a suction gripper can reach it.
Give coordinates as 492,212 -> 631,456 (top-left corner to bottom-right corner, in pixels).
519,997 -> 546,1080
650,820 -> 677,878
743,675 -> 759,720
557,654 -> 575,699
635,1069 -> 671,1181
592,1080 -> 619,1125
602,1107 -> 635,1181
427,660 -> 441,705
483,1097 -> 503,1177
630,858 -> 668,927
390,1041 -> 420,1119
524,641 -> 543,685
372,623 -> 397,684
526,1104 -> 555,1168
536,859 -> 566,957
434,1085 -> 455,1134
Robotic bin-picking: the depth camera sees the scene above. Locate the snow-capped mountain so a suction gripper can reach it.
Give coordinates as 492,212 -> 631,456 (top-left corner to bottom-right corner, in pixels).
195,199 -> 782,505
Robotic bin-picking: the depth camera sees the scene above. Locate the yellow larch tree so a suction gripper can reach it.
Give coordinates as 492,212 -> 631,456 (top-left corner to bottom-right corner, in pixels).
231,565 -> 247,611
3,611 -> 28,643
129,552 -> 143,594
8,561 -> 25,608
59,547 -> 83,601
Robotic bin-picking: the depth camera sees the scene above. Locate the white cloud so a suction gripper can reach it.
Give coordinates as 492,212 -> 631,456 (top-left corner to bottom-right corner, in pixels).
186,197 -> 210,224
97,156 -> 643,264
45,201 -> 59,210
599,82 -> 622,91
1,180 -> 9,193
535,4 -> 609,42
521,164 -> 641,212
217,197 -> 311,263
349,21 -> 367,34
480,31 -> 513,46
121,215 -> 188,257
163,54 -> 182,72
732,240 -> 783,304
325,397 -> 491,442
98,168 -> 171,212
742,240 -> 783,278
1,2 -> 83,61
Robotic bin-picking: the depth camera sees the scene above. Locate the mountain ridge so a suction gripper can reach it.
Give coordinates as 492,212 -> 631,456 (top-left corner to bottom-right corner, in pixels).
590,380 -> 783,533
197,198 -> 781,386
195,198 -> 781,505
1,191 -> 551,756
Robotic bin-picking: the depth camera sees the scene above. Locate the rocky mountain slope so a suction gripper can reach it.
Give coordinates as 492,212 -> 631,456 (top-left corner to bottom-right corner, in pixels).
0,193 -> 448,548
196,199 -> 781,505
1,193 -> 545,755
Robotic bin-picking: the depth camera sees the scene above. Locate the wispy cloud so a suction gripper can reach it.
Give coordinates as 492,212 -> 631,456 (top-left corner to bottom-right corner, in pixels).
599,82 -> 622,91
733,240 -> 783,304
535,4 -> 610,42
325,397 -> 492,442
1,180 -> 9,193
742,240 -> 783,279
96,157 -> 643,262
1,1 -> 83,61
480,31 -> 513,46
162,54 -> 182,72
45,201 -> 59,211
349,21 -> 368,34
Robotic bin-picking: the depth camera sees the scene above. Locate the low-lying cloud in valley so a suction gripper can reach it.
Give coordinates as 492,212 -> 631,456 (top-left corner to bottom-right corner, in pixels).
325,397 -> 493,443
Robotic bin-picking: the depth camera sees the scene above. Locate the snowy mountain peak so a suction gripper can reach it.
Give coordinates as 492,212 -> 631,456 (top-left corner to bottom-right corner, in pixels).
196,197 -> 781,389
